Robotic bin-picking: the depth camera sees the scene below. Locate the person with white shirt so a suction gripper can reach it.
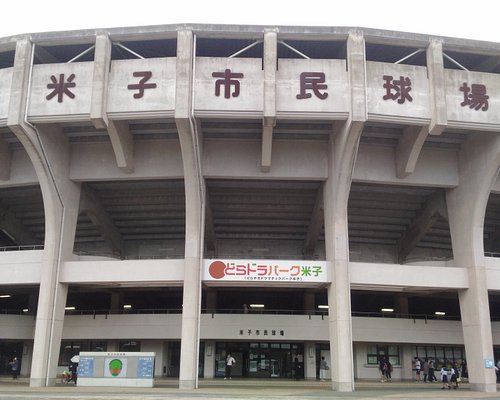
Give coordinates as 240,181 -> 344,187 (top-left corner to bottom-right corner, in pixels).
224,353 -> 236,380
440,366 -> 450,389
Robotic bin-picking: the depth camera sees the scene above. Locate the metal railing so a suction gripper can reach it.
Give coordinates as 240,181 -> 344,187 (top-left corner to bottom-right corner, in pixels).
0,307 -> 461,321
0,245 -> 44,251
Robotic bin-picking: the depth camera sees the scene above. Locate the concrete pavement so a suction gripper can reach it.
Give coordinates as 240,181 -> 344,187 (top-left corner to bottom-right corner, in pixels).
0,378 -> 499,399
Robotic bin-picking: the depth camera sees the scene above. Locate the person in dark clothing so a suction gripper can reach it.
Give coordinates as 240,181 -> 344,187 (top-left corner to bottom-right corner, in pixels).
385,360 -> 392,381
69,361 -> 78,384
379,356 -> 387,382
8,357 -> 19,379
294,356 -> 301,380
428,358 -> 437,382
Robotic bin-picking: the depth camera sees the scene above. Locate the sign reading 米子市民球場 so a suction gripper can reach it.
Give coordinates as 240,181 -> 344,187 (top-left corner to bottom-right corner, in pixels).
203,259 -> 328,283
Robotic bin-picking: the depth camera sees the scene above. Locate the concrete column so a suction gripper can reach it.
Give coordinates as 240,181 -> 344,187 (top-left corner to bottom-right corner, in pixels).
29,125 -> 81,387
175,29 -> 205,390
446,133 -> 500,393
203,340 -> 216,378
7,39 -> 81,387
261,29 -> 277,172
426,39 -> 447,135
401,345 -> 413,381
304,341 -> 317,379
323,31 -> 366,392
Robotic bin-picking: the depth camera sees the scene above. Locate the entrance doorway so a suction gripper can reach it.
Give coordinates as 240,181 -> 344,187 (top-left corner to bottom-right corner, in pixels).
0,342 -> 23,375
215,342 -> 304,378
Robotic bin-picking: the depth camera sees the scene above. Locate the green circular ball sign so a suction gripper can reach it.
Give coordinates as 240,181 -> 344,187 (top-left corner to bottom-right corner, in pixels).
109,359 -> 123,376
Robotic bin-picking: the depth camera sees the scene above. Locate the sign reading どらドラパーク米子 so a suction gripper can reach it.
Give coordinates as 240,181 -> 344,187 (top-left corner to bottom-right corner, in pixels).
203,259 -> 328,283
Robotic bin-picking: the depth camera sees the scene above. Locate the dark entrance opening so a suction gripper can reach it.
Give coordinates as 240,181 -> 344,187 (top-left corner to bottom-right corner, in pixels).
0,342 -> 23,375
215,342 -> 304,378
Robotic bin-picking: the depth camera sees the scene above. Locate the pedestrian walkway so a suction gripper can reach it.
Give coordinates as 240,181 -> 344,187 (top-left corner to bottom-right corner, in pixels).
0,378 -> 499,400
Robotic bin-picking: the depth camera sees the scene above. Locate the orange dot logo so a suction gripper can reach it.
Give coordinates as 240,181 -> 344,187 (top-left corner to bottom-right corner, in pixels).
209,261 -> 226,279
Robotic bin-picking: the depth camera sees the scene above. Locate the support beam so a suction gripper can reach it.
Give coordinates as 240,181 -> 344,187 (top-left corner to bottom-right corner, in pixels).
261,125 -> 273,172
426,40 -> 447,135
79,183 -> 124,258
107,119 -> 134,173
91,34 -> 111,130
397,191 -> 447,264
91,33 -> 135,172
303,183 -> 324,257
261,29 -> 277,172
395,125 -> 428,178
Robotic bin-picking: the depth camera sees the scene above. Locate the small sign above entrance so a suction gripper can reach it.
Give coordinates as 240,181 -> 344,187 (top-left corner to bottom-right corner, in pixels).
203,259 -> 328,283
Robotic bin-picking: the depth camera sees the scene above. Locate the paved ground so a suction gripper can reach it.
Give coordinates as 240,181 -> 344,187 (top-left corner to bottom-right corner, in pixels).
0,378 -> 499,399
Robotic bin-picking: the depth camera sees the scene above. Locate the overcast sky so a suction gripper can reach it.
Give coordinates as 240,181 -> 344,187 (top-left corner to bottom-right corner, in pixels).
2,0 -> 498,43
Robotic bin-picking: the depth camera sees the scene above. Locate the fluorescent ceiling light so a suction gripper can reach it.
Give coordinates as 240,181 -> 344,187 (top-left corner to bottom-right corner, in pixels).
0,294 -> 11,298
435,311 -> 446,316
381,308 -> 394,312
123,304 -> 132,309
318,305 -> 329,309
22,309 -> 28,313
250,304 -> 265,308
65,306 -> 75,310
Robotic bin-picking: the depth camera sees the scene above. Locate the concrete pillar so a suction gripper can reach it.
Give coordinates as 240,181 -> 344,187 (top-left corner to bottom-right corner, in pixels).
446,133 -> 500,393
304,341 -> 317,379
7,39 -> 81,387
401,345 -> 413,381
204,340 -> 216,378
175,29 -> 205,390
29,125 -> 81,387
261,29 -> 277,172
323,31 -> 366,392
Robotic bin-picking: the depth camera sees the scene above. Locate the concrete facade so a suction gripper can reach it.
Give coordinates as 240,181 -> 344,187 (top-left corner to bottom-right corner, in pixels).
0,24 -> 499,393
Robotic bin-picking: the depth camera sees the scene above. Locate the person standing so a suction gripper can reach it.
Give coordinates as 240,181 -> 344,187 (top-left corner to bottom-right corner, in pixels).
379,356 -> 387,382
460,360 -> 468,383
414,357 -> 421,381
428,358 -> 436,382
385,360 -> 392,382
422,359 -> 429,382
8,357 -> 19,380
319,356 -> 329,381
450,362 -> 459,389
294,356 -> 300,381
224,353 -> 236,380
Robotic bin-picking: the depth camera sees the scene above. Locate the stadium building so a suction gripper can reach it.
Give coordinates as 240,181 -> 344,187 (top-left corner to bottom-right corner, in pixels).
0,23 -> 499,393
